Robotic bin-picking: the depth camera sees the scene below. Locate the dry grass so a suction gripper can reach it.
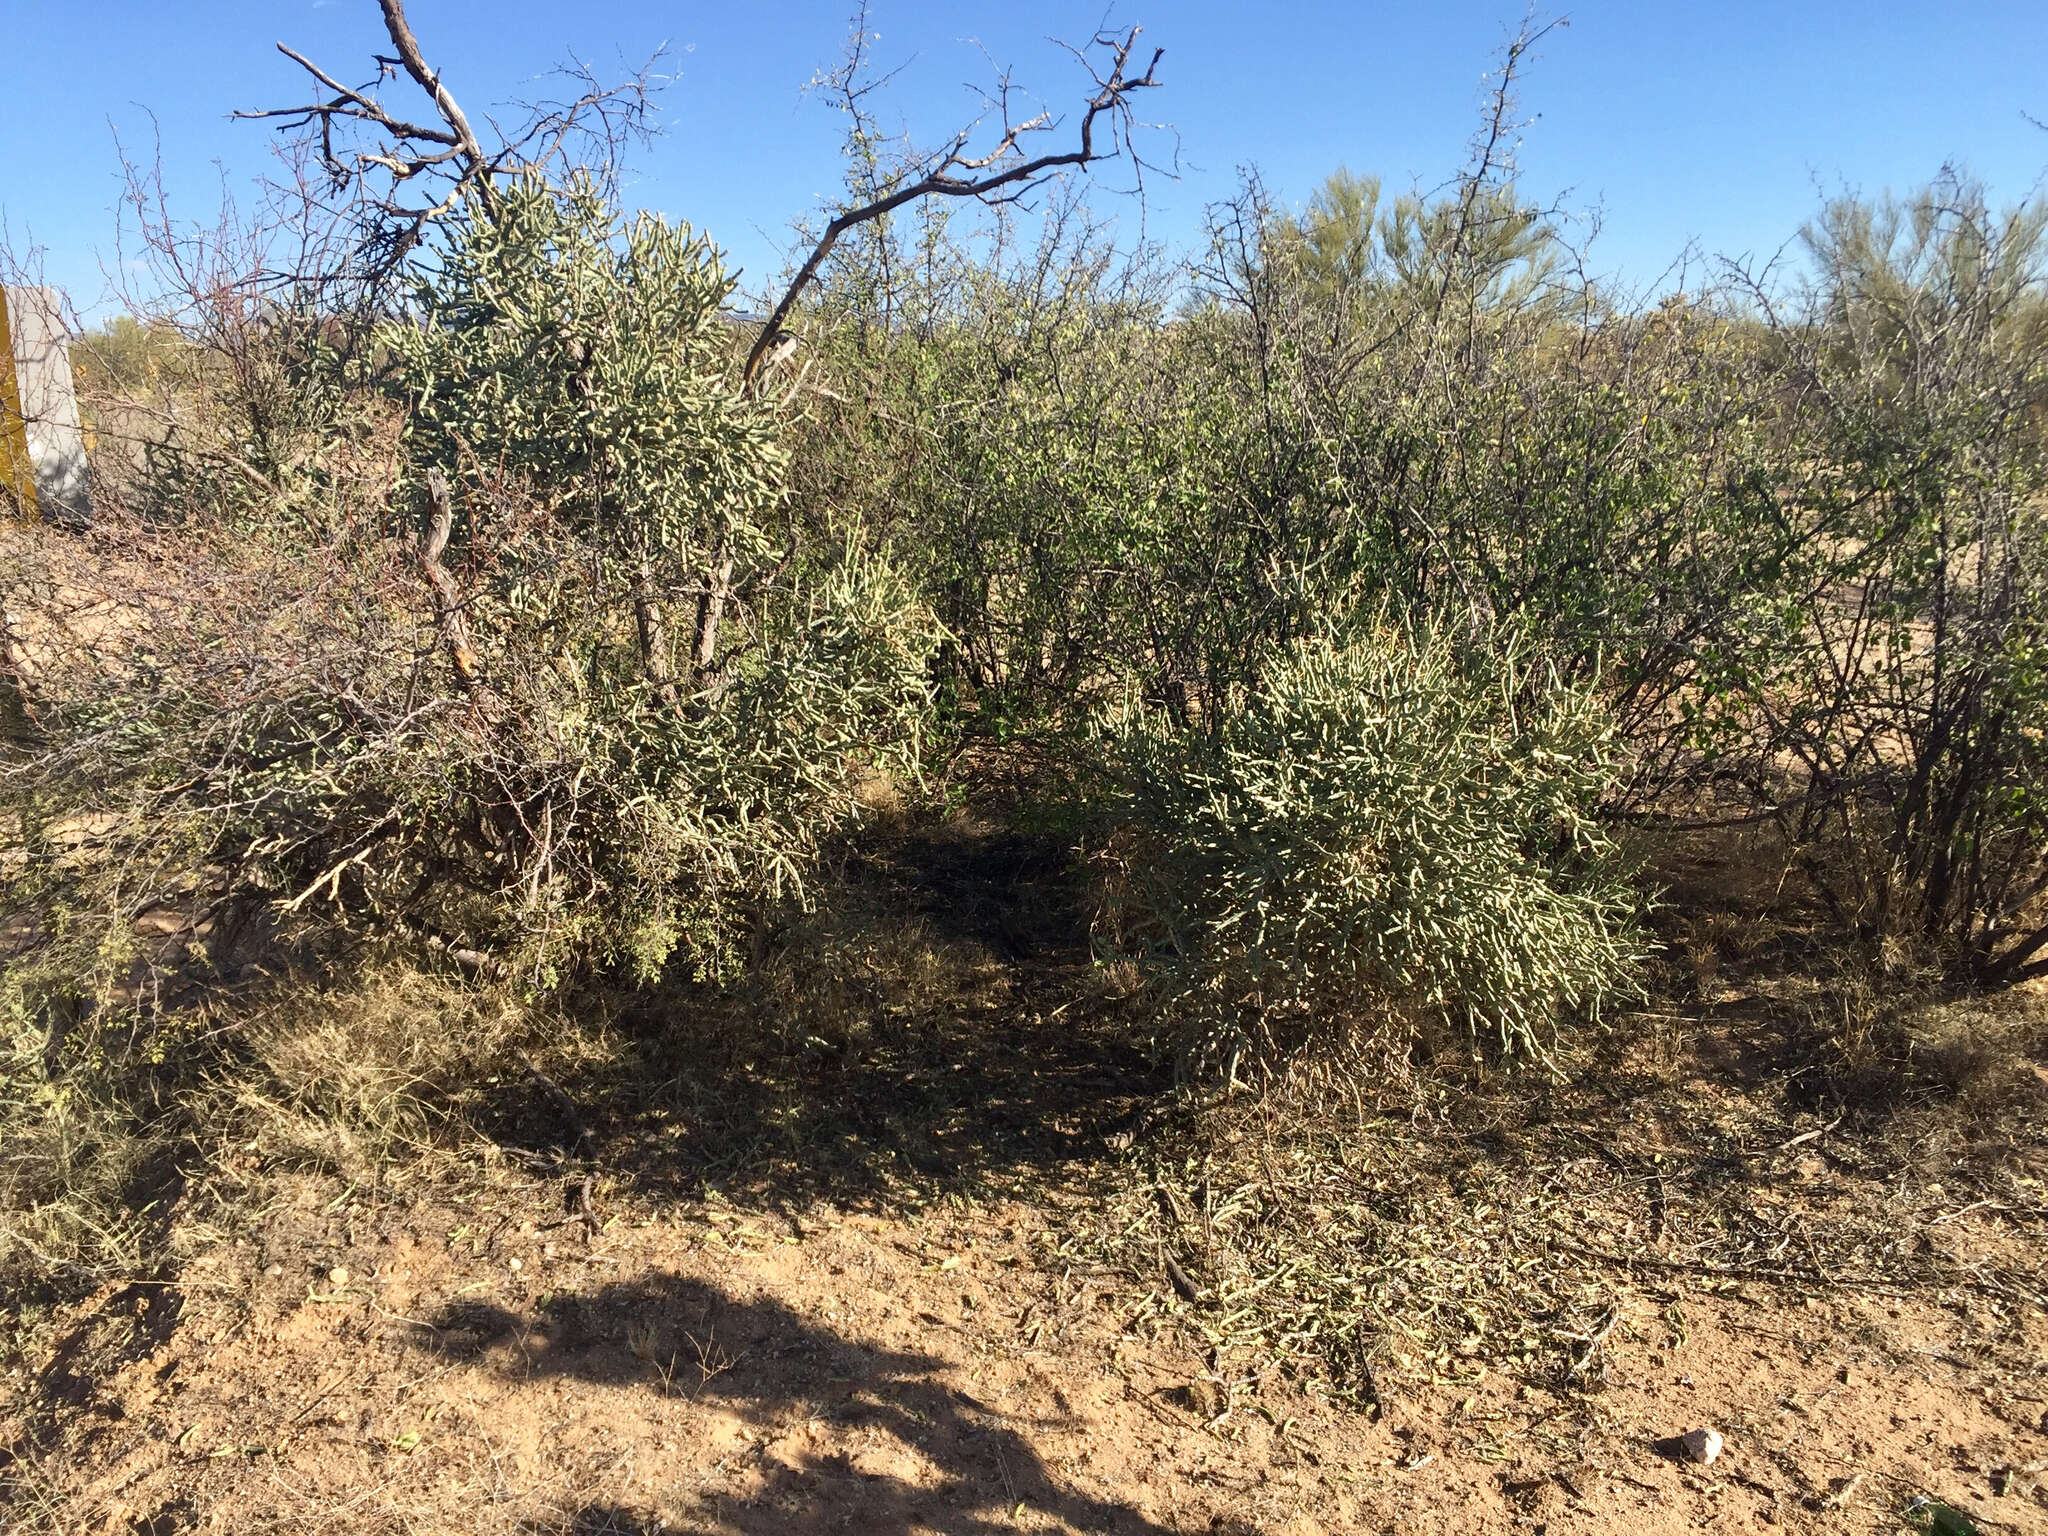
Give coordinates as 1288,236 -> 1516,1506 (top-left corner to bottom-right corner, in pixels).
4,814 -> 2046,1531
0,960 -> 579,1365
1056,1000 -> 2048,1411
1050,830 -> 2048,1414
217,968 -> 560,1179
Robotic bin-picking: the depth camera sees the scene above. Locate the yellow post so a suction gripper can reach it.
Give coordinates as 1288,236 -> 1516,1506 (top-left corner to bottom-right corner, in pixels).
0,287 -> 38,519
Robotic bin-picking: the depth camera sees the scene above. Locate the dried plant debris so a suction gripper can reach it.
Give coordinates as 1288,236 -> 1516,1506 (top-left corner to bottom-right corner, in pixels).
1054,1016 -> 2048,1408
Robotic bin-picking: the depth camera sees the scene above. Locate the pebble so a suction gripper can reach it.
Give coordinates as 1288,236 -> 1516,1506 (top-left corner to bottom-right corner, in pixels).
263,1264 -> 283,1279
1677,1427 -> 1724,1465
328,1266 -> 349,1286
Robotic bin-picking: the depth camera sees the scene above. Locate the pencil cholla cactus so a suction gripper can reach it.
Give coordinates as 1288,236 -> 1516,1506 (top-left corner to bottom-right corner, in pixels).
1102,622 -> 1648,1068
383,174 -> 784,683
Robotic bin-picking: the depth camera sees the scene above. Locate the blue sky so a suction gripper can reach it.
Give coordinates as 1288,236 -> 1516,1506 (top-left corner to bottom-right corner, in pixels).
4,1 -> 2045,318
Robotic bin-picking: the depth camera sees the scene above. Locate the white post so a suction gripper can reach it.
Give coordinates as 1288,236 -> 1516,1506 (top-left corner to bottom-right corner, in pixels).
0,286 -> 94,523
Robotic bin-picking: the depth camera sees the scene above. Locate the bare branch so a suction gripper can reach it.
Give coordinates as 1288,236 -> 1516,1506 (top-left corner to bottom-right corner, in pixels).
419,469 -> 482,690
238,0 -> 662,296
742,24 -> 1164,386
373,0 -> 487,166
235,44 -> 460,151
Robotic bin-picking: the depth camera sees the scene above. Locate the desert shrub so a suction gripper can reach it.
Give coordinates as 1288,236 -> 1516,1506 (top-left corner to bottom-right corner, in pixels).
791,202 -> 1192,725
807,160 -> 2048,999
1196,172 -> 1821,805
1,177 -> 938,1007
1097,622 -> 1648,1070
800,166 -> 1801,796
1732,178 -> 2048,983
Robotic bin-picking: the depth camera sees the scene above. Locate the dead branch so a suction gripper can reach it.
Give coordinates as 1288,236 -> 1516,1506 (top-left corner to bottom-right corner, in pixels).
741,24 -> 1164,387
238,0 -> 659,283
418,468 -> 481,689
370,0 -> 487,169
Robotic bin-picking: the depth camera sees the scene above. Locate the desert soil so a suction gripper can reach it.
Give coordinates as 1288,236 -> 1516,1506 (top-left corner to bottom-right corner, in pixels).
6,824 -> 2047,1533
9,1151 -> 2045,1536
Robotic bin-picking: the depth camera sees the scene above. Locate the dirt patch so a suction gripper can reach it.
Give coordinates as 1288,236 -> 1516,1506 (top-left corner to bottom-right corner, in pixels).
5,829 -> 2047,1534
7,1154 -> 2046,1534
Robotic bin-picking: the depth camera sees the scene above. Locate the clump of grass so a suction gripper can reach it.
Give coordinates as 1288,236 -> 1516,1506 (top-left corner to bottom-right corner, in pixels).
0,974 -> 188,1320
219,966 -> 555,1181
0,955 -> 584,1366
1791,945 -> 2048,1135
0,1053 -> 158,1299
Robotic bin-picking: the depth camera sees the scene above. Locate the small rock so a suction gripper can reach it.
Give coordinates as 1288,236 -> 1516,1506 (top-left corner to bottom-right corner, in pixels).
508,1257 -> 522,1271
1677,1427 -> 1724,1465
328,1266 -> 349,1286
263,1264 -> 283,1279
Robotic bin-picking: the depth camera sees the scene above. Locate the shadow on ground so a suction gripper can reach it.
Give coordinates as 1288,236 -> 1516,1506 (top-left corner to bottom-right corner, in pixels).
475,823 -> 1174,1219
429,1272 -> 1172,1536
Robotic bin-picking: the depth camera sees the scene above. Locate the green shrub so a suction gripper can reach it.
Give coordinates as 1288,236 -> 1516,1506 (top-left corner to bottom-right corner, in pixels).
1099,623 -> 1648,1068
1741,179 -> 2048,982
2,177 -> 938,999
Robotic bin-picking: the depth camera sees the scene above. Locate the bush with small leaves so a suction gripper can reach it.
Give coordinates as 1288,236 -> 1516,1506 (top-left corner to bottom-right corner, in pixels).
2,177 -> 939,1004
1100,623 -> 1648,1070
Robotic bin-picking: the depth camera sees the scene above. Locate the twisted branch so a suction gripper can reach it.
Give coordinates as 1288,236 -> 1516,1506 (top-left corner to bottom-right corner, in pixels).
742,24 -> 1164,386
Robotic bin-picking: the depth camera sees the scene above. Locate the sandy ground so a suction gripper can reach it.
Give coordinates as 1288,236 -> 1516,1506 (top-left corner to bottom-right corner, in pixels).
6,820 -> 2046,1533
11,1162 -> 2045,1536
